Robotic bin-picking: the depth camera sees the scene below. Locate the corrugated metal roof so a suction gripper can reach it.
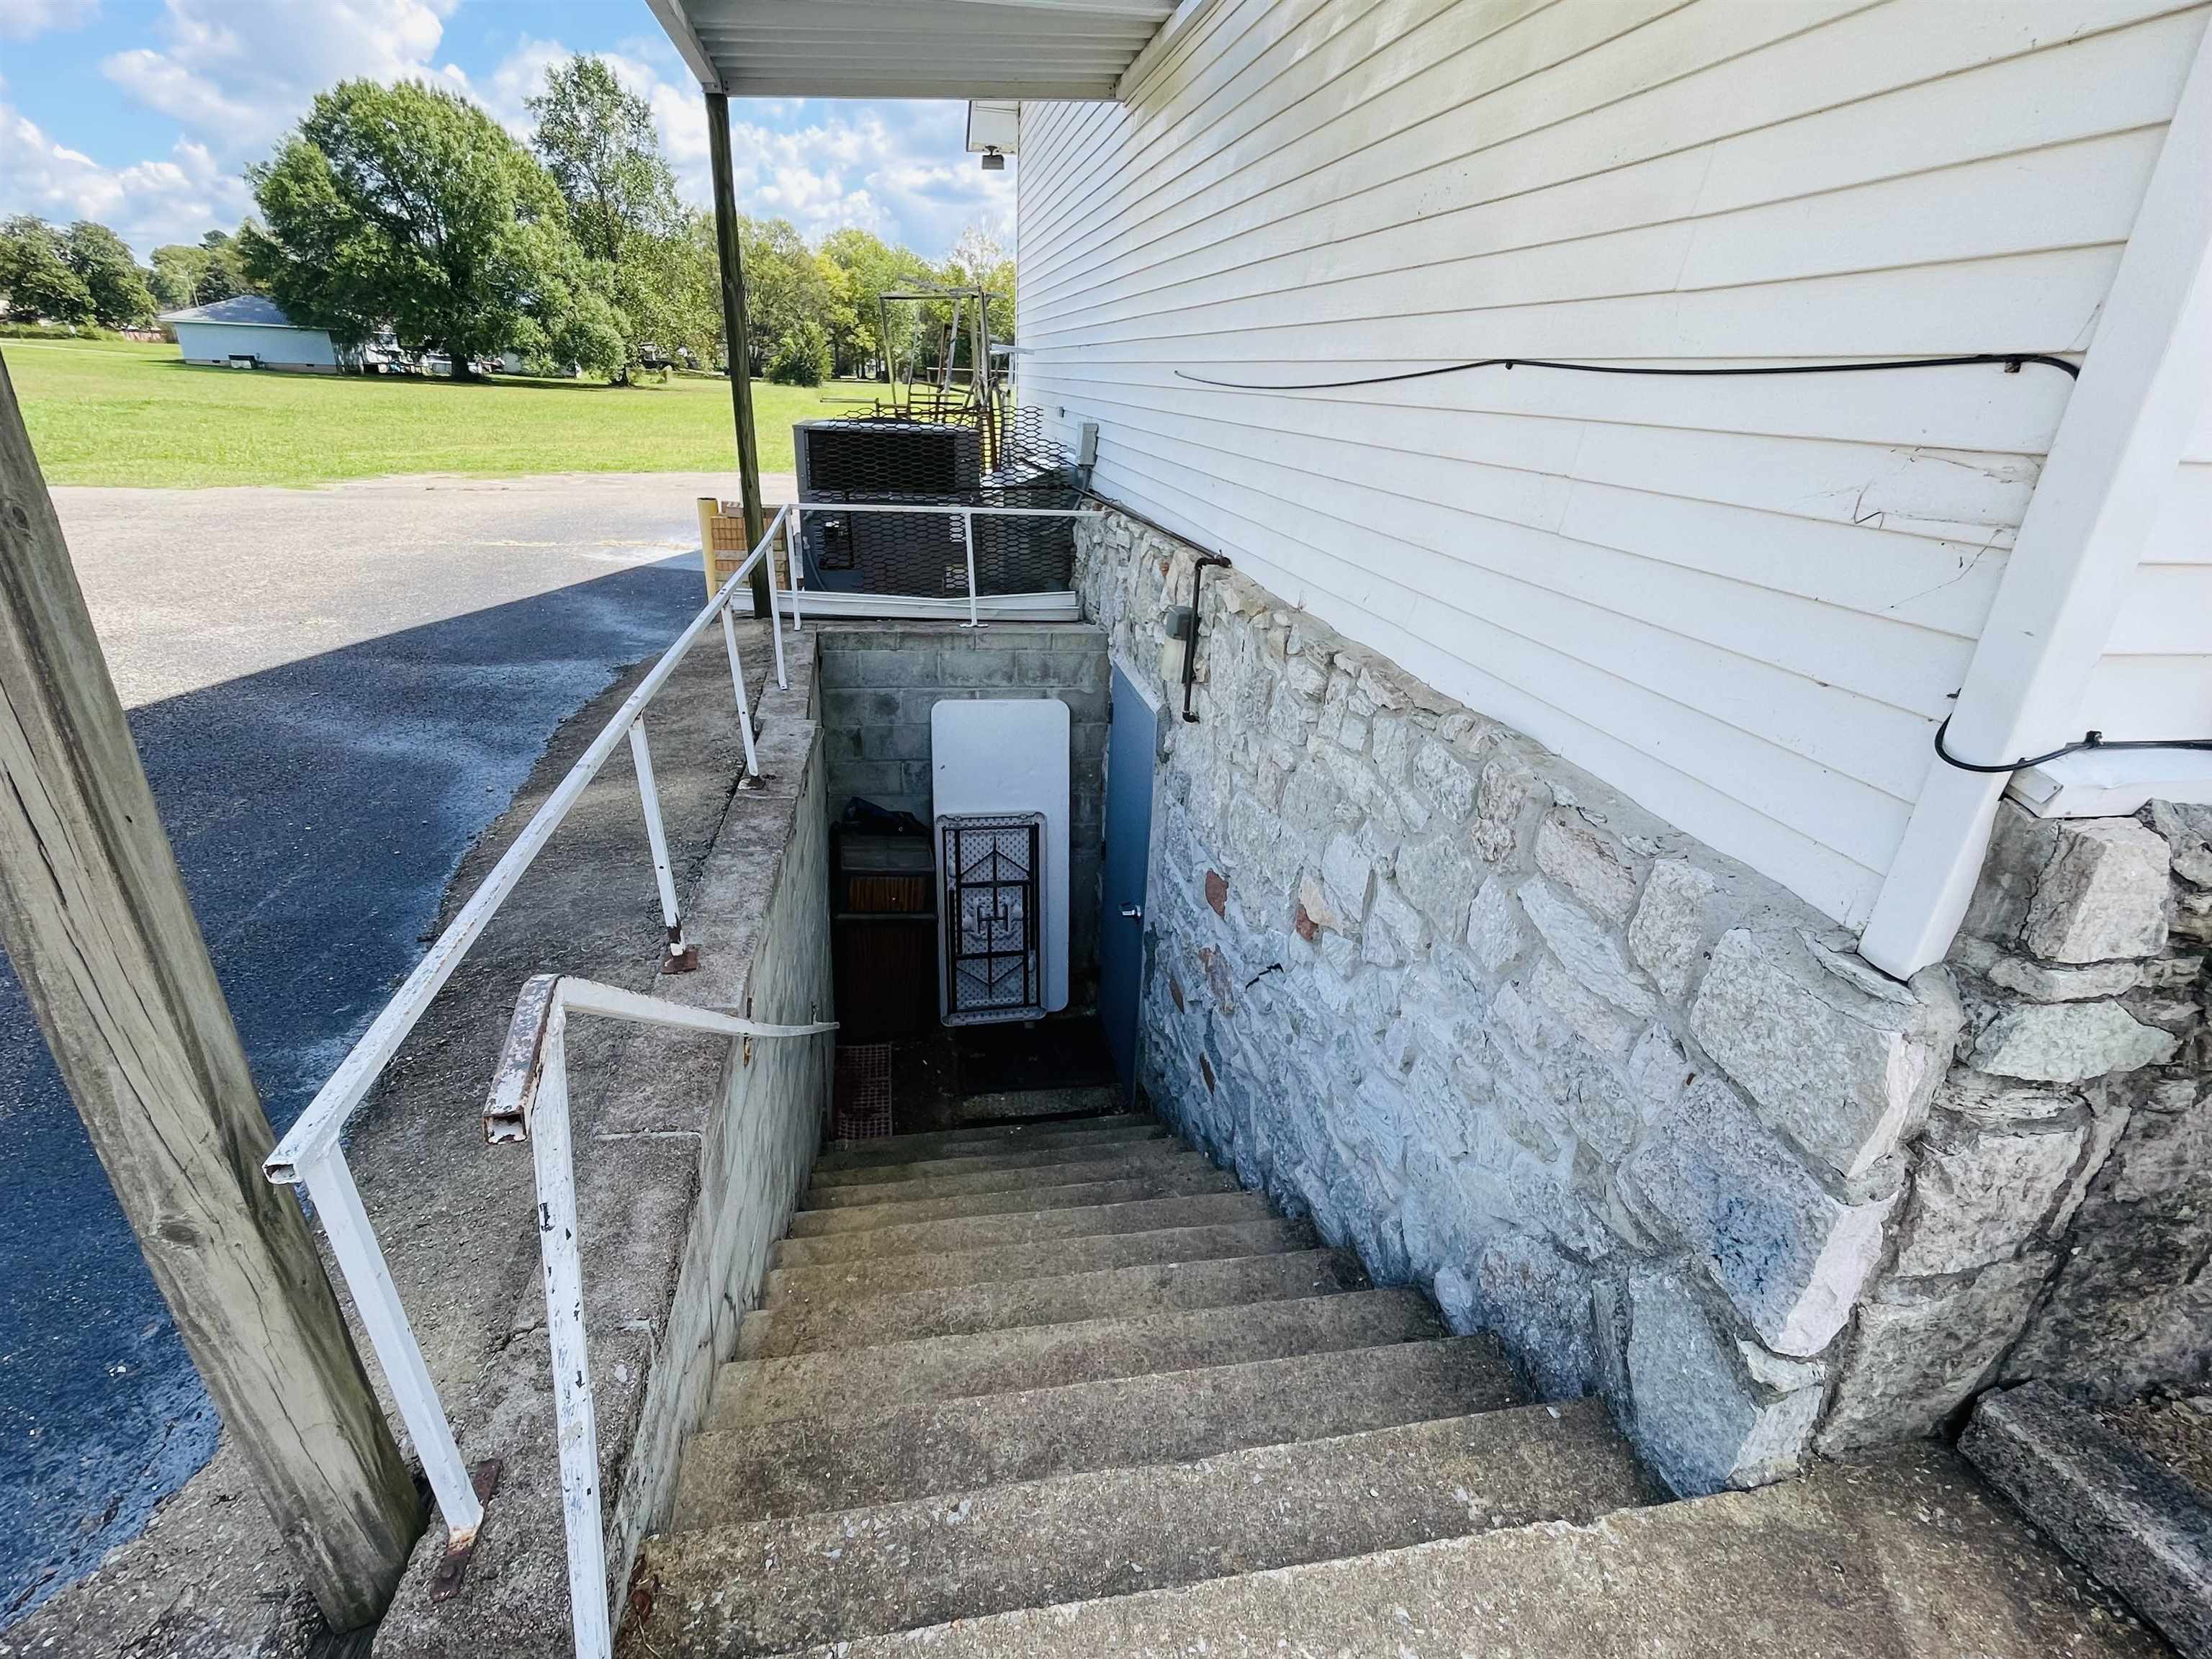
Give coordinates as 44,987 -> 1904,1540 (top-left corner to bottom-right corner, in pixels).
158,295 -> 311,329
647,0 -> 1175,100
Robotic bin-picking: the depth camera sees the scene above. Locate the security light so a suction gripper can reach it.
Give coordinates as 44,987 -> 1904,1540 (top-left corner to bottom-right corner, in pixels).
981,148 -> 1005,171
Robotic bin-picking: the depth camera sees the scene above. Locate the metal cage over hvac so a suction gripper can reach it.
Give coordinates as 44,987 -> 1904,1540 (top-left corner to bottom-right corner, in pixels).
793,409 -> 1083,599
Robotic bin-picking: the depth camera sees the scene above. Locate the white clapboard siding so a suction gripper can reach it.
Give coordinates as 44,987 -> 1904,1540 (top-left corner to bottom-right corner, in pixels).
1021,0 -> 2212,923
2081,458 -> 2212,734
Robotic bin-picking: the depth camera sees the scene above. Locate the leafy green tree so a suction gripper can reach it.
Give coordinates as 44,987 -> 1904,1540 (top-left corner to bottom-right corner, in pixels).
154,228 -> 257,310
529,54 -> 693,384
766,320 -> 830,386
944,224 -> 1016,351
150,243 -> 208,312
529,55 -> 677,264
734,216 -> 834,378
821,226 -> 935,380
0,217 -> 95,325
243,78 -> 621,379
63,221 -> 157,327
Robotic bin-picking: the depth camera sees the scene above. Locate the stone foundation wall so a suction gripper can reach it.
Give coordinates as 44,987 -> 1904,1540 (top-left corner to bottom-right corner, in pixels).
1840,801 -> 2210,1430
1079,505 -> 2208,1496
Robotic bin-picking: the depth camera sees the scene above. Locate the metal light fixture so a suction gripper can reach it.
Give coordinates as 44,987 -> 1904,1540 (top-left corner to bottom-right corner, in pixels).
981,147 -> 1005,171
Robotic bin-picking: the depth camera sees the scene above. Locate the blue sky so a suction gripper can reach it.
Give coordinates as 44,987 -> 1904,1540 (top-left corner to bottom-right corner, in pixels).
0,0 -> 1016,261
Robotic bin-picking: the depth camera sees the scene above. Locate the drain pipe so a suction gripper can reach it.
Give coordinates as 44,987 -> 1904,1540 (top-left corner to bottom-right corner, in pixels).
1181,554 -> 1233,722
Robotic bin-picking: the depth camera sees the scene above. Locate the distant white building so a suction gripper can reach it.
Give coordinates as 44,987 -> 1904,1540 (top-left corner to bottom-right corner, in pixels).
161,295 -> 351,374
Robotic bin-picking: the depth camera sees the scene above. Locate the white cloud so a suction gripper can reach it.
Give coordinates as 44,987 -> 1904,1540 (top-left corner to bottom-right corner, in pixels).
0,102 -> 249,252
98,0 -> 465,159
475,36 -> 1012,258
1,0 -> 97,44
1,3 -> 1015,264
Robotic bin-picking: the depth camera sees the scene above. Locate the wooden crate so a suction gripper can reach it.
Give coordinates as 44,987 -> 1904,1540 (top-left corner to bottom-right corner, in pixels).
695,498 -> 795,603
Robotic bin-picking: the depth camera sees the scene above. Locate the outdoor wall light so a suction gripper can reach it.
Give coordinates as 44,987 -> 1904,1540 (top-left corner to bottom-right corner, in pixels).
981,148 -> 1005,171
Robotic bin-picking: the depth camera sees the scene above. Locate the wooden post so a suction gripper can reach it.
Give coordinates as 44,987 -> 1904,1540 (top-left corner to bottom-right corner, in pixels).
706,90 -> 772,623
696,495 -> 721,603
0,355 -> 421,1629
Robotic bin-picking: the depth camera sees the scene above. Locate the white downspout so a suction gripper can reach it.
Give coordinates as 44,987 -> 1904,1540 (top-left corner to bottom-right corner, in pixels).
1860,19 -> 2212,978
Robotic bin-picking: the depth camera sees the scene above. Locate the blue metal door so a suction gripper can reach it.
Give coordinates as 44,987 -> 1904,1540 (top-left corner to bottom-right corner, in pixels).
1099,665 -> 1156,1103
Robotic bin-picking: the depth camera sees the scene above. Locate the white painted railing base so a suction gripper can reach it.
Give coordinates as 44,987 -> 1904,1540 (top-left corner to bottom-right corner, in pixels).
485,974 -> 835,1659
261,505 -> 801,1549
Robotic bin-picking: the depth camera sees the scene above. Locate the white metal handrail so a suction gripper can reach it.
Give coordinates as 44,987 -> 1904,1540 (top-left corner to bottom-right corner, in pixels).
787,500 -> 1101,627
484,974 -> 836,1659
261,503 -> 801,1552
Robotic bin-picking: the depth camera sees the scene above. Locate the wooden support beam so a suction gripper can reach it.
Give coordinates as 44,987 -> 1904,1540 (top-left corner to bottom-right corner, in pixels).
706,89 -> 772,623
0,354 -> 422,1629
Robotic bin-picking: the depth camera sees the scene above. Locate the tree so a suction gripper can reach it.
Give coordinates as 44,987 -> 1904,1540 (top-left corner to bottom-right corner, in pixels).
529,54 -> 694,384
734,216 -> 834,378
528,55 -> 678,265
150,243 -> 209,313
822,226 -> 935,380
945,223 -> 1016,353
63,222 -> 157,328
766,320 -> 830,386
243,78 -> 621,380
154,228 -> 256,311
0,217 -> 94,325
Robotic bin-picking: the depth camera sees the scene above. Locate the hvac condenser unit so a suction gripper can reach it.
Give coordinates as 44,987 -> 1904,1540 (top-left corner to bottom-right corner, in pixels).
793,420 -> 981,597
792,418 -> 1076,598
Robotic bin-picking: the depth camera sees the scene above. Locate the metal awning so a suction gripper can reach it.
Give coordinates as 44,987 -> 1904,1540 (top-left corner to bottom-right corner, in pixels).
646,0 -> 1174,99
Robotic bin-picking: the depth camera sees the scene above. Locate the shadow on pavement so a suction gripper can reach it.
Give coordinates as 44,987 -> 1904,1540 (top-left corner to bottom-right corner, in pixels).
0,554 -> 702,1624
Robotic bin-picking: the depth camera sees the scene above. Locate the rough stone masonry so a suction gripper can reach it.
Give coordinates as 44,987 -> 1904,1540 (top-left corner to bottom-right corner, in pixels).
1076,507 -> 2210,1498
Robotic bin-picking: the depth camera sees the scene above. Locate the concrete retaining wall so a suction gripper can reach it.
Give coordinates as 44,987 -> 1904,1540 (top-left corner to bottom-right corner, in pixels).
375,650 -> 833,1654
816,621 -> 1109,1009
1078,503 -> 2208,1498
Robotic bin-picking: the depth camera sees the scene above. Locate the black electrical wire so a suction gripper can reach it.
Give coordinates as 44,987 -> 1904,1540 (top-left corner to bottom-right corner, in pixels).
1174,351 -> 2080,393
1933,715 -> 2212,775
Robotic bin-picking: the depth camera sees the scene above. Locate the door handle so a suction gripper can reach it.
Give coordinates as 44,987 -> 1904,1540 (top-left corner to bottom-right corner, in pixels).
1120,904 -> 1143,921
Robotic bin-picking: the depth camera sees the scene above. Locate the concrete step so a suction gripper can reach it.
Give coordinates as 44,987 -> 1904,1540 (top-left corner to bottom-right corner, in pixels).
672,1335 -> 1522,1527
711,1287 -> 1449,1429
625,1401 -> 1644,1655
809,1135 -> 1178,1190
770,1190 -> 1274,1269
783,1166 -> 1241,1238
818,1112 -> 1155,1169
958,1084 -> 1121,1123
734,1249 -> 1371,1360
763,1217 -> 1316,1307
799,1142 -> 1205,1210
1961,1381 -> 2212,1659
771,1444 -> 2169,1659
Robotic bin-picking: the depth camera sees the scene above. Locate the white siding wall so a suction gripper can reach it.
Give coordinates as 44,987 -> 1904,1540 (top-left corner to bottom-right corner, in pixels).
1019,0 -> 2212,925
2083,397 -> 2212,737
173,321 -> 340,369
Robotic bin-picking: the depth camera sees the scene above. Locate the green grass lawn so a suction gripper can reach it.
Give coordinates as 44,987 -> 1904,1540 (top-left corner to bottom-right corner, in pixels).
3,337 -> 877,489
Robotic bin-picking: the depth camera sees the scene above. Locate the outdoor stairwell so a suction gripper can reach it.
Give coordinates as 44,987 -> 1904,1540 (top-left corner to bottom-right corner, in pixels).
615,1110 -> 1655,1655
613,1112 -> 2170,1659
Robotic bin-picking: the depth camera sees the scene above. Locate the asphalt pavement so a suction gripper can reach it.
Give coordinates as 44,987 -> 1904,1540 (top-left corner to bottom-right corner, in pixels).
0,469 -> 788,1624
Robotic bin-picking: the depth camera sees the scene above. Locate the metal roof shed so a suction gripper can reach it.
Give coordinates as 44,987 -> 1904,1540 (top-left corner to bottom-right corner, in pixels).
161,295 -> 349,374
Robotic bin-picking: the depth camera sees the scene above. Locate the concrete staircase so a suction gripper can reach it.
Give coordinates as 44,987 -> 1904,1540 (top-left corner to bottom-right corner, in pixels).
616,1113 -> 2170,1659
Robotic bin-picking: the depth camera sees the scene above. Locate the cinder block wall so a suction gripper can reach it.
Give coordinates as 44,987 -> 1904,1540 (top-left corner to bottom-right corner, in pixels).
1078,504 -> 2208,1499
815,621 -> 1110,1010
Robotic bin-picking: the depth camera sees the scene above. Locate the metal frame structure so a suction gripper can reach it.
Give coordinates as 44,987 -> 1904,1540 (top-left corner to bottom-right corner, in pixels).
483,974 -> 834,1659
878,283 -> 1002,434
262,509 -> 801,1562
939,813 -> 1046,1023
786,498 -> 1097,626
